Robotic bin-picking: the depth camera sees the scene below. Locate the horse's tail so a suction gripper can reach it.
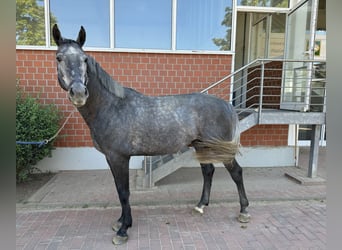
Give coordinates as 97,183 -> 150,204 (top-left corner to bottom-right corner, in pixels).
195,105 -> 241,164
194,138 -> 240,164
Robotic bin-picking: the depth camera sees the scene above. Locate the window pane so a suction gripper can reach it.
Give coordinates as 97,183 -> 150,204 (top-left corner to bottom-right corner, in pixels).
50,0 -> 110,47
16,0 -> 46,45
176,0 -> 232,51
237,0 -> 289,8
269,13 -> 286,57
115,0 -> 172,49
250,14 -> 267,60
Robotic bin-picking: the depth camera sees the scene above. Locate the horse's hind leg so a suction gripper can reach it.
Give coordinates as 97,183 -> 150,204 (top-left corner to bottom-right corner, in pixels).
193,163 -> 215,215
225,159 -> 250,223
106,155 -> 132,245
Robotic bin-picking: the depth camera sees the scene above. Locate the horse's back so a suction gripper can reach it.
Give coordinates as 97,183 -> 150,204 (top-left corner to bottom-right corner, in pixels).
113,90 -> 239,155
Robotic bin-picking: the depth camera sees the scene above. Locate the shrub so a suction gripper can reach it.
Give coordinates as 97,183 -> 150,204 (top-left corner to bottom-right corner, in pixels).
16,85 -> 61,182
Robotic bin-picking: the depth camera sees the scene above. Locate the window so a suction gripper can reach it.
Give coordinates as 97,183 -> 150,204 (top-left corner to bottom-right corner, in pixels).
49,0 -> 110,47
16,0 -> 234,52
249,13 -> 286,61
237,0 -> 289,8
269,13 -> 286,57
16,0 -> 46,45
176,0 -> 232,51
115,0 -> 172,49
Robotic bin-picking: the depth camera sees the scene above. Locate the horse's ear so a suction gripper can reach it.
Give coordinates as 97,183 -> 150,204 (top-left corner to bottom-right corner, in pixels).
52,24 -> 63,46
76,26 -> 86,47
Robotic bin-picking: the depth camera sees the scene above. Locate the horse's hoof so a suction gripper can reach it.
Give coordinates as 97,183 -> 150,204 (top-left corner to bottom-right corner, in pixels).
112,221 -> 122,232
192,205 -> 204,215
238,212 -> 251,223
112,234 -> 128,245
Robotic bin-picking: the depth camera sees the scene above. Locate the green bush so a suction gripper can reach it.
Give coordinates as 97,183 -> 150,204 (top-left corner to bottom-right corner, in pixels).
16,85 -> 61,182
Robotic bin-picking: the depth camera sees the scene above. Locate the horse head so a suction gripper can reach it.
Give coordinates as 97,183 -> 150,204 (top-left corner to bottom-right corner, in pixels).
52,24 -> 89,107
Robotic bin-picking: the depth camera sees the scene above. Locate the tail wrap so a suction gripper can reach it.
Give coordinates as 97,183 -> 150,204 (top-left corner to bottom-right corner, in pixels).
195,139 -> 239,164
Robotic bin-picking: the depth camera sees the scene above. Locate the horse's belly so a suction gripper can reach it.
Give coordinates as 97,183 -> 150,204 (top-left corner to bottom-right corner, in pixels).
130,135 -> 190,156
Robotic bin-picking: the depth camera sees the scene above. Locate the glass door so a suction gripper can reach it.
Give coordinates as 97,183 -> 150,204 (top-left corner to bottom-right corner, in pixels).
250,13 -> 268,61
284,0 -> 326,146
280,0 -> 314,111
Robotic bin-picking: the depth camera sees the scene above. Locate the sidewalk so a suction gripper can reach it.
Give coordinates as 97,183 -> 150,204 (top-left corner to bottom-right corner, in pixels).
16,147 -> 326,249
16,147 -> 326,210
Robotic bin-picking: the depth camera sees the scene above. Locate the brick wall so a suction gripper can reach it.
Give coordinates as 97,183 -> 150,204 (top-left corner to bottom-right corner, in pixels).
240,125 -> 288,147
16,49 -> 235,147
246,61 -> 283,109
16,49 -> 288,148
242,61 -> 288,146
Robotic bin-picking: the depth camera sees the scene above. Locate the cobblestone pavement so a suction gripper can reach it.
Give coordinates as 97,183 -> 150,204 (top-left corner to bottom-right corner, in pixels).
16,148 -> 326,249
16,200 -> 326,250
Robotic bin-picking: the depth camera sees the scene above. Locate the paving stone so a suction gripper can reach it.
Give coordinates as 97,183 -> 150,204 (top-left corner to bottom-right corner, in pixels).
16,200 -> 326,249
16,148 -> 326,249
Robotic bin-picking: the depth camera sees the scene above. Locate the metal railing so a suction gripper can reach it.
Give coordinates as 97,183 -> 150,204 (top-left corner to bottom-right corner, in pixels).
201,58 -> 326,117
143,58 -> 326,187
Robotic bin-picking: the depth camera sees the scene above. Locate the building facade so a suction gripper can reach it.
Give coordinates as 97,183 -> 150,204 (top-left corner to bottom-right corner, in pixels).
16,0 -> 326,171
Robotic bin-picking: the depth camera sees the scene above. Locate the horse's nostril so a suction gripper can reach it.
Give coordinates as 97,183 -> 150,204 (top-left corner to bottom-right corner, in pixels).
69,88 -> 74,96
85,88 -> 88,96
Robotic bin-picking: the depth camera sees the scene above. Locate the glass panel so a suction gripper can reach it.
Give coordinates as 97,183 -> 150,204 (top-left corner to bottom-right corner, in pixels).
285,2 -> 312,61
16,0 -> 46,45
250,14 -> 267,60
298,124 -> 326,142
177,0 -> 232,51
115,0 -> 172,49
310,62 -> 326,112
298,125 -> 312,140
281,0 -> 312,109
237,0 -> 289,8
50,0 -> 110,47
268,13 -> 286,57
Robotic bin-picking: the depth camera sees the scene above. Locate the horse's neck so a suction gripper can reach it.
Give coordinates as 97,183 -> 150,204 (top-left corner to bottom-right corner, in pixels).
78,59 -> 123,125
89,58 -> 125,98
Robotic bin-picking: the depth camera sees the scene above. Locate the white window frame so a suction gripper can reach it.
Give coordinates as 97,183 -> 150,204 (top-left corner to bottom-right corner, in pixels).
16,0 -> 235,55
288,124 -> 326,147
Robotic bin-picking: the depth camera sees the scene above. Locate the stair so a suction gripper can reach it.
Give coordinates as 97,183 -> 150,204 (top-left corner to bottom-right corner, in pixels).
151,149 -> 197,184
237,110 -> 258,133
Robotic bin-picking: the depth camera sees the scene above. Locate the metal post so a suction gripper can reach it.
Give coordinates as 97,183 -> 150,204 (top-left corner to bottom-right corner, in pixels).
308,124 -> 321,178
149,156 -> 153,188
258,61 -> 265,124
294,124 -> 299,167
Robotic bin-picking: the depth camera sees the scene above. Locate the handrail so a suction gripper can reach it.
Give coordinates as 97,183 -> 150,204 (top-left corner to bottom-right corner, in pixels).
201,58 -> 260,93
201,58 -> 326,94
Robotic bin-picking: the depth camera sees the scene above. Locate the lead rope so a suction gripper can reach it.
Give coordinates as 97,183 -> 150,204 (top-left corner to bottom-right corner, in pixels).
45,110 -> 74,144
16,110 -> 74,147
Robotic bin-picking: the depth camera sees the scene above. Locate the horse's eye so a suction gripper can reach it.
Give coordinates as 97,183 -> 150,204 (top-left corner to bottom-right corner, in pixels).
56,56 -> 62,62
84,57 -> 88,63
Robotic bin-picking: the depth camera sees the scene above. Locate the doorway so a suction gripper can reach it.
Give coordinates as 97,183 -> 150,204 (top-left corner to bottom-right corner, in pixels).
233,11 -> 286,107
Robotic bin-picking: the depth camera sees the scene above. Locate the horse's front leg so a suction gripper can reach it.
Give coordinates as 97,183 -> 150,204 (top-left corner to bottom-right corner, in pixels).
193,163 -> 215,215
106,155 -> 132,245
224,158 -> 250,223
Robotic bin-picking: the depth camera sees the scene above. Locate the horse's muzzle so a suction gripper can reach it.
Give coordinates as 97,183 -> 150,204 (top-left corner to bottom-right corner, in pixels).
69,82 -> 89,107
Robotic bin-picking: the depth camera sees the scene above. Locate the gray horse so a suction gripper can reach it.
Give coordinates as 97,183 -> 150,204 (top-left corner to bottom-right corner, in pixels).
52,24 -> 250,245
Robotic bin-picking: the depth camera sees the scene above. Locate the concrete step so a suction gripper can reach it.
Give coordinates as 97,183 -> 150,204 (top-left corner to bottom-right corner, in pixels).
238,112 -> 258,133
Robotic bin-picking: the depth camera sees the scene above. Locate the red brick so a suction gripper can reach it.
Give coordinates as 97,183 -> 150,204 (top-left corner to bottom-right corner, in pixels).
15,49 -> 292,148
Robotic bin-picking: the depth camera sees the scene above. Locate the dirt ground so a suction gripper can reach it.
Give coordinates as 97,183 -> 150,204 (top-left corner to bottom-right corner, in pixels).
16,173 -> 56,203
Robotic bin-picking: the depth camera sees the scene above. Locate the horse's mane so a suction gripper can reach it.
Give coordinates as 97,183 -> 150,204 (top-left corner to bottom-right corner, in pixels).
86,56 -> 125,99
